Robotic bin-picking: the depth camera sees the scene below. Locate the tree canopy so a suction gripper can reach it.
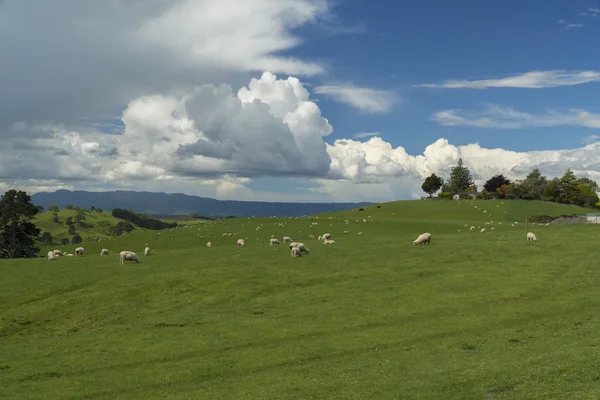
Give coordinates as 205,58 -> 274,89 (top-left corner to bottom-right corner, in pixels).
421,173 -> 444,197
0,190 -> 41,258
483,174 -> 511,193
448,158 -> 474,193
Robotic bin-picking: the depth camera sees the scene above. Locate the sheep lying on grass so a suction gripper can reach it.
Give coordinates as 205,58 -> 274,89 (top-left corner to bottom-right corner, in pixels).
47,251 -> 56,260
527,232 -> 537,242
323,239 -> 335,244
65,253 -> 74,257
207,242 -> 212,248
100,249 -> 110,256
290,247 -> 302,258
413,233 -> 431,246
53,250 -> 63,257
270,238 -> 281,245
119,251 -> 140,264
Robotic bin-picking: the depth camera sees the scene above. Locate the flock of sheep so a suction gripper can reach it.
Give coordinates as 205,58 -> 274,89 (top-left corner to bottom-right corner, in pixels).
47,245 -> 151,264
45,201 -> 542,266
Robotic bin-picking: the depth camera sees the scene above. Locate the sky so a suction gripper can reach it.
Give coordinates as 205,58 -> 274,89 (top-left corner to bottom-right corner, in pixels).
0,0 -> 599,202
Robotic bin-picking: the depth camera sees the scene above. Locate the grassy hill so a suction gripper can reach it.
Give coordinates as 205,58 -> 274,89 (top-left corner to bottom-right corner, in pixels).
2,199 -> 600,399
33,209 -> 129,243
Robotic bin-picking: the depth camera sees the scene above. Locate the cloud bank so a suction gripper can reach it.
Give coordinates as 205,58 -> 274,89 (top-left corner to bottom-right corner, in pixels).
2,71 -> 600,202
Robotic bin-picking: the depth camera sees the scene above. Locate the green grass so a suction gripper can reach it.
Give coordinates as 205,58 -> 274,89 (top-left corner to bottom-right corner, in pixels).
34,209 -> 127,242
2,199 -> 600,399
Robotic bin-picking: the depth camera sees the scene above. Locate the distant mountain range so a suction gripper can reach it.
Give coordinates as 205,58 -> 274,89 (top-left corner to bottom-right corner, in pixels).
30,190 -> 373,218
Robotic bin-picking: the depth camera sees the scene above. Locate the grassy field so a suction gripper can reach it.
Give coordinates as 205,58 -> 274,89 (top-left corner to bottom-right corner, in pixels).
2,199 -> 600,399
34,209 -> 127,243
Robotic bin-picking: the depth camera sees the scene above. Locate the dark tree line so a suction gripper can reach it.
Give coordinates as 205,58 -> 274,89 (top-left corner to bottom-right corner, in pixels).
422,161 -> 599,208
111,208 -> 177,231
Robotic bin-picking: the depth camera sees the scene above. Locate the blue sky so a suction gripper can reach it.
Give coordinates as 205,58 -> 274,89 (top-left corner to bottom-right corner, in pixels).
0,0 -> 599,202
302,0 -> 600,153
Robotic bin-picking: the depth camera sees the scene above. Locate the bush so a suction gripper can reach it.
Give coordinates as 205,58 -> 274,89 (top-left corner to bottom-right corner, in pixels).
60,238 -> 70,245
72,234 -> 83,244
437,192 -> 453,199
528,215 -> 555,223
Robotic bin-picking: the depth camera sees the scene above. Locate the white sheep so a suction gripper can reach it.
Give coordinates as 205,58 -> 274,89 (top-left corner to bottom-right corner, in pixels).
270,238 -> 281,245
75,247 -> 85,256
527,232 -> 537,242
290,247 -> 302,258
283,236 -> 292,243
323,239 -> 335,244
413,233 -> 431,246
322,233 -> 331,239
207,242 -> 212,248
65,253 -> 74,256
237,239 -> 246,247
100,249 -> 110,256
47,251 -> 56,260
119,250 -> 140,264
53,250 -> 63,257
480,228 -> 486,233
290,242 -> 310,254
144,246 -> 150,256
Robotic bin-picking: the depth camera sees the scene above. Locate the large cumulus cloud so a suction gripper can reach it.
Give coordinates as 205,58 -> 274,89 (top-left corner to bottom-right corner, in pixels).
2,67 -> 600,201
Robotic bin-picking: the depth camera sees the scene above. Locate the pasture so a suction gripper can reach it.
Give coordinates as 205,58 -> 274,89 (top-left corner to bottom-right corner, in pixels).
2,199 -> 600,399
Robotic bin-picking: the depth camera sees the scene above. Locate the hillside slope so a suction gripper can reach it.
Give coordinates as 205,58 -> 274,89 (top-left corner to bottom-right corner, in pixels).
3,200 -> 600,399
34,209 -> 132,243
30,190 -> 372,217
315,199 -> 596,224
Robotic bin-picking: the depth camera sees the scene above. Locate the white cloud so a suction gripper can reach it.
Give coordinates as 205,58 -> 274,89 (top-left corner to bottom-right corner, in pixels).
353,132 -> 381,139
414,70 -> 600,89
0,0 -> 334,128
314,136 -> 600,201
313,85 -> 397,113
432,104 -> 600,129
581,8 -> 599,17
558,19 -> 584,29
3,70 -> 600,203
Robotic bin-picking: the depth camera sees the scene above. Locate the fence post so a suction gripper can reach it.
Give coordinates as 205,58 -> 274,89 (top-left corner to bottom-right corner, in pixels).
525,219 -> 528,230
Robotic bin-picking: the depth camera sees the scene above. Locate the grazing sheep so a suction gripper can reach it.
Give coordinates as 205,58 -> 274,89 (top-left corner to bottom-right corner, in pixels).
283,236 -> 292,243
47,251 -> 56,260
413,233 -> 431,246
270,238 -> 281,245
119,251 -> 140,264
144,246 -> 150,256
527,232 -> 537,242
75,247 -> 85,256
100,249 -> 110,256
322,233 -> 331,239
290,247 -> 302,258
53,250 -> 63,257
290,242 -> 310,254
480,228 -> 486,233
207,242 -> 212,248
237,239 -> 246,247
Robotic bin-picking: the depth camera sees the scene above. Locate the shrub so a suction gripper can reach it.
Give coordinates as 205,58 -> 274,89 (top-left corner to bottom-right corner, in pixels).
72,234 -> 83,244
438,192 -> 453,199
60,238 -> 70,245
